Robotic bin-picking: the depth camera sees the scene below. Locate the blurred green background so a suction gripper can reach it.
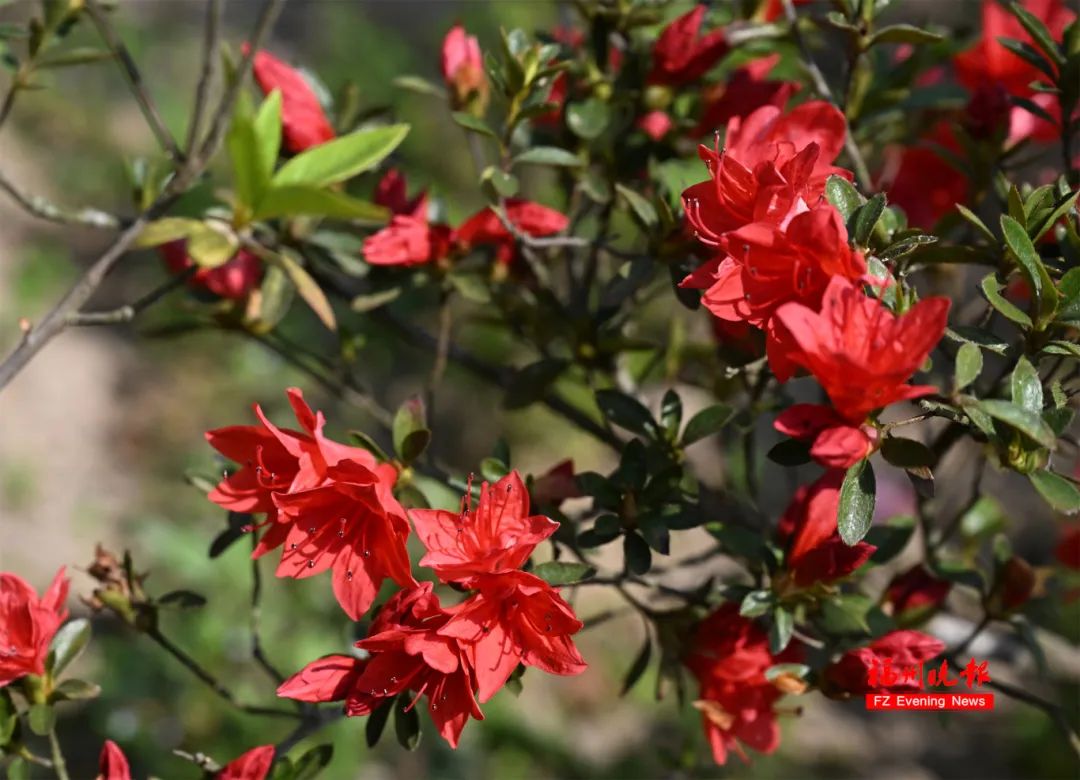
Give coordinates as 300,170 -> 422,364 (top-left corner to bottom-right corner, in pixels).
0,1 -> 1076,778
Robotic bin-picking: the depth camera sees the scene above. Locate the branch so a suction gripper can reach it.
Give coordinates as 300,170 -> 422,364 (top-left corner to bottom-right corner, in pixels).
145,627 -> 300,719
186,0 -> 224,154
781,0 -> 873,191
66,266 -> 195,326
84,0 -> 184,162
0,0 -> 286,393
250,540 -> 286,686
0,170 -> 125,229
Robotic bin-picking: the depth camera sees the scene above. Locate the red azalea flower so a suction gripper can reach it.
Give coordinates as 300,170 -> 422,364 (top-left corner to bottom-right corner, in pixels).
881,123 -> 968,231
684,604 -> 800,765
160,240 -> 263,300
682,101 -> 850,245
529,459 -> 582,510
695,54 -> 799,136
373,168 -> 428,218
411,471 -> 559,583
648,5 -> 729,86
1056,526 -> 1080,570
272,460 -> 416,620
776,471 -> 875,586
773,403 -> 879,469
247,48 -> 335,153
279,583 -> 484,748
773,276 -> 950,425
885,565 -> 951,619
442,24 -> 488,111
0,567 -> 69,687
218,745 -> 275,780
825,630 -> 945,695
953,0 -> 1075,143
439,570 -> 586,702
759,0 -> 812,22
637,110 -> 674,141
363,200 -> 567,268
206,388 -> 412,620
97,740 -> 131,780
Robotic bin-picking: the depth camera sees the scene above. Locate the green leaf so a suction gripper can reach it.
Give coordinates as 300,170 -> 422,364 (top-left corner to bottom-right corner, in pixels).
765,663 -> 811,682
818,593 -> 874,635
1001,214 -> 1057,326
532,561 -> 596,586
1008,2 -> 1065,65
48,618 -> 90,677
450,111 -> 496,138
270,249 -> 336,330
27,703 -> 53,736
1057,267 -> 1080,323
566,98 -> 610,139
392,396 -> 430,464
619,635 -> 652,696
187,223 -> 239,268
230,90 -> 281,211
480,166 -> 519,199
37,46 -> 114,68
825,175 -> 863,222
852,193 -> 887,246
838,459 -> 876,545
681,404 -> 735,446
976,399 -> 1057,448
0,690 -> 16,744
394,696 -> 421,750
615,183 -> 658,229
980,273 -> 1033,328
623,531 -> 652,575
1031,188 -> 1079,241
866,515 -> 916,563
881,437 -> 935,469
767,438 -> 812,466
955,203 -> 997,242
946,325 -> 1008,354
447,271 -> 492,304
595,389 -> 656,436
291,744 -> 334,780
351,287 -> 402,313
1010,356 -> 1044,412
504,359 -> 567,409
157,590 -> 207,609
257,185 -> 389,223
51,678 -> 101,701
869,23 -> 944,45
959,496 -> 1006,538
365,700 -> 393,748
660,389 -> 682,437
134,216 -> 201,249
273,124 -> 410,188
739,589 -> 774,618
512,146 -> 581,167
6,757 -> 29,780
955,342 -> 983,389
769,607 -> 794,653
1028,470 -> 1080,513
392,74 -> 445,97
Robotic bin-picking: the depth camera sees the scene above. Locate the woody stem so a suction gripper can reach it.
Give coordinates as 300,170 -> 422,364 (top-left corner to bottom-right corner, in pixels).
47,726 -> 70,780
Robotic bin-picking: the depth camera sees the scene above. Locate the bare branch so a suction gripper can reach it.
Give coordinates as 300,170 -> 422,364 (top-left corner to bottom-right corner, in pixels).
84,0 -> 184,163
186,0 -> 224,154
0,170 -> 124,229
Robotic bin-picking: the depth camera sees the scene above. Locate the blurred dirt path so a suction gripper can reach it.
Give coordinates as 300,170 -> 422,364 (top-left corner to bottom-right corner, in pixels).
0,142 -> 137,584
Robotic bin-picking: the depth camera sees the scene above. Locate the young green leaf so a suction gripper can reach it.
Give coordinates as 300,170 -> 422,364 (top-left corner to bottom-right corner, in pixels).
255,185 -> 388,223
273,124 -> 410,188
681,404 -> 735,446
48,618 -> 91,677
955,341 -> 983,389
1028,469 -> 1080,514
838,459 -> 876,545
512,146 -> 581,167
825,174 -> 863,221
532,561 -> 596,586
976,399 -> 1057,448
1010,356 -> 1044,412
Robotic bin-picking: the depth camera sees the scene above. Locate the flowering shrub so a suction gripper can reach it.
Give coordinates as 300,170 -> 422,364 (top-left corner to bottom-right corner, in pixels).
0,0 -> 1078,777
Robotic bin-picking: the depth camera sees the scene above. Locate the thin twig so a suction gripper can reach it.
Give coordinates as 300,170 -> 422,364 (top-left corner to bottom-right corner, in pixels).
781,0 -> 873,191
47,726 -> 70,780
250,537 -> 286,686
146,627 -> 300,719
84,0 -> 184,162
67,266 -> 196,326
186,0 -> 224,153
0,171 -> 124,229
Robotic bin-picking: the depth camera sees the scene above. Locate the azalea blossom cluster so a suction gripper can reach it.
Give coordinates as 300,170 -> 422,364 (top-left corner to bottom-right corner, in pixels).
206,390 -> 585,745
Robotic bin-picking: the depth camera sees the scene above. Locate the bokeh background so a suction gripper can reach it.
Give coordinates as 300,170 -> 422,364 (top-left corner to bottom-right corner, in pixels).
0,1 -> 1077,778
